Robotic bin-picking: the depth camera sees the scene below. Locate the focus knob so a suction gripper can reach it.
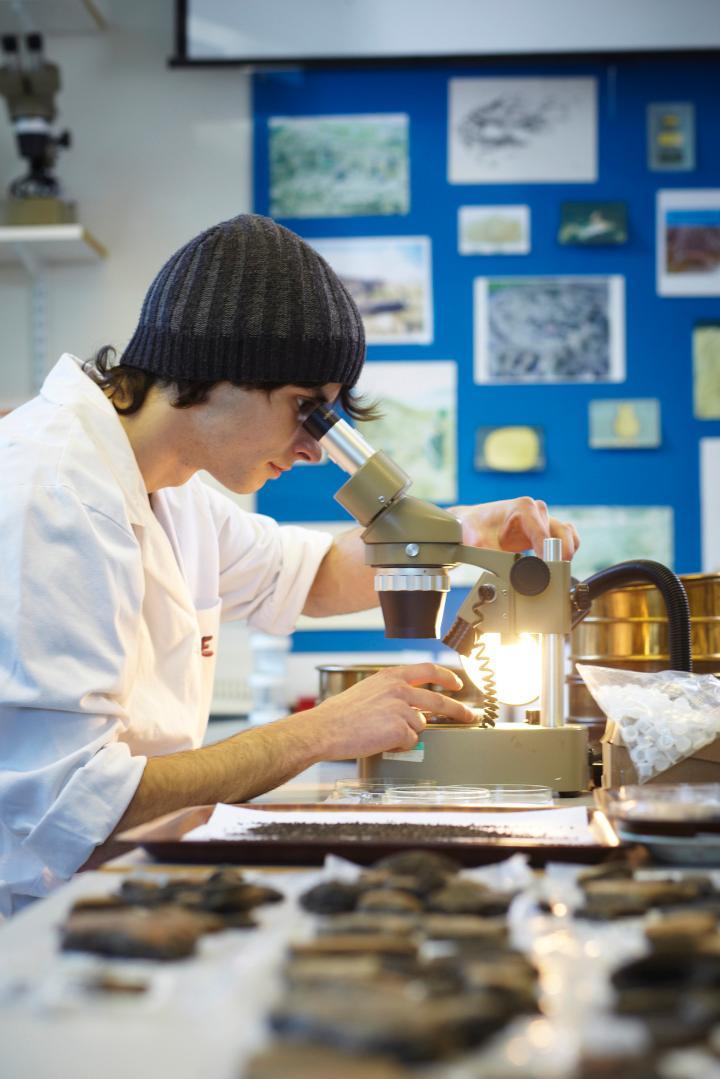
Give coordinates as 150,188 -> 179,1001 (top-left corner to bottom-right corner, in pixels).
510,556 -> 550,596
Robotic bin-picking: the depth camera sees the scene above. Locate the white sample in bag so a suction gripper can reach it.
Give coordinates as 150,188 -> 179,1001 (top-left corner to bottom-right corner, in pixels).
577,665 -> 720,782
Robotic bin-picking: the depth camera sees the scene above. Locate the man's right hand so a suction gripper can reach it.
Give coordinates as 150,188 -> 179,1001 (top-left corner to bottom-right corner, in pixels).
291,663 -> 477,762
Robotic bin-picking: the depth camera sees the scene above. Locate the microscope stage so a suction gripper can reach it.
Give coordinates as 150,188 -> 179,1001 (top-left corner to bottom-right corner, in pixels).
358,723 -> 590,794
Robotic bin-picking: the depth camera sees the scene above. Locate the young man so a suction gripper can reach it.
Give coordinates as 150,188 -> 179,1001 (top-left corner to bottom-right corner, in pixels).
0,215 -> 579,914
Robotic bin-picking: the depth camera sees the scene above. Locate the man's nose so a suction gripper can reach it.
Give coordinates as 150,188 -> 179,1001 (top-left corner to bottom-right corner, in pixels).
292,428 -> 324,464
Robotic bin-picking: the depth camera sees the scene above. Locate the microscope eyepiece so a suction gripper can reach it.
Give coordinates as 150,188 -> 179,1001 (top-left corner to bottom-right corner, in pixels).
302,403 -> 340,441
302,403 -> 378,476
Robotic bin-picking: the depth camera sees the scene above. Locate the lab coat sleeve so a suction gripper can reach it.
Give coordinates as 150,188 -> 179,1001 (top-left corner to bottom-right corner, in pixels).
0,483 -> 147,901
206,487 -> 334,635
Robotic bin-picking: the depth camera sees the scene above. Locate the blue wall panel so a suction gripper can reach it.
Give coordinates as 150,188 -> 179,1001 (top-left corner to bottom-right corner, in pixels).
252,56 -> 720,654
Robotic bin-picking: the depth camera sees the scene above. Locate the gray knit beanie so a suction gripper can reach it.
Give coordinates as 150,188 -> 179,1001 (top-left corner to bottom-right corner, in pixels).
121,214 -> 365,387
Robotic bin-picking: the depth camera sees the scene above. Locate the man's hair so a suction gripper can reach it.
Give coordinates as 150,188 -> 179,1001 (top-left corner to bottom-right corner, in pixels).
84,346 -> 381,422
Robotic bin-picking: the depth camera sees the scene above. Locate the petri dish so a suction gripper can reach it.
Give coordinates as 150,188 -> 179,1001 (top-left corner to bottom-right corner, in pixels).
326,780 -> 398,804
326,780 -> 552,806
384,784 -> 553,806
385,785 -> 491,805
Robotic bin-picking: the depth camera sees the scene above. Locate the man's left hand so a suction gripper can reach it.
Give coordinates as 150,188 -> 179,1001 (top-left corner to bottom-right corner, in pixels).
449,498 -> 580,561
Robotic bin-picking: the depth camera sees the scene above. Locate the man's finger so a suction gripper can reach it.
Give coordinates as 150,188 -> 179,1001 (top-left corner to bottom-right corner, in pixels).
406,687 -> 475,724
399,663 -> 463,691
549,517 -> 579,560
505,500 -> 548,557
407,710 -> 428,733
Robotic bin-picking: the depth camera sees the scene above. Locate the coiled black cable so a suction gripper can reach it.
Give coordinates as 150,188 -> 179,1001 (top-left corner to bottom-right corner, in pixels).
469,631 -> 498,727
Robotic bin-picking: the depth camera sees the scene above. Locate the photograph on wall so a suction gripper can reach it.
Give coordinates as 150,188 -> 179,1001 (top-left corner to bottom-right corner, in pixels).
549,506 -> 674,580
474,275 -> 625,384
475,425 -> 545,472
648,103 -> 695,172
448,77 -> 597,184
657,189 -> 720,296
558,202 -> 628,246
354,361 -> 457,502
269,113 -> 409,218
701,439 -> 720,572
693,323 -> 720,419
459,205 -> 530,255
310,236 -> 433,344
589,399 -> 661,449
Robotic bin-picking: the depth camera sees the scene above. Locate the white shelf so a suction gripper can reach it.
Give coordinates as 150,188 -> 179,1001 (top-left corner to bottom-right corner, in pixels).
0,222 -> 107,391
0,223 -> 107,266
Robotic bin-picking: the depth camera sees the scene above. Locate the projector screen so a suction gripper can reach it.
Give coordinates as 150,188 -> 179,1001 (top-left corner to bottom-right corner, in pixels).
175,0 -> 720,65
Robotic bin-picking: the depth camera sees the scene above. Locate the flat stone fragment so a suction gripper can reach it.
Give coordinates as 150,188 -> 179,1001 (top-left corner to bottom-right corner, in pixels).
269,984 -> 515,1063
299,880 -> 365,914
60,905 -> 212,961
356,889 -> 423,915
245,1042 -> 413,1079
426,880 -> 512,916
316,913 -> 419,936
289,934 -> 417,959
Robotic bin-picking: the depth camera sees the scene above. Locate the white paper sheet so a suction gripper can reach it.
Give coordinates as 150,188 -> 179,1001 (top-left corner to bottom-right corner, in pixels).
183,803 -> 595,843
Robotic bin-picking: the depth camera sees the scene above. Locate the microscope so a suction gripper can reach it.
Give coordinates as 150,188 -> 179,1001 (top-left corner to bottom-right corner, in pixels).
0,33 -> 74,225
303,403 -> 694,796
304,403 -> 590,794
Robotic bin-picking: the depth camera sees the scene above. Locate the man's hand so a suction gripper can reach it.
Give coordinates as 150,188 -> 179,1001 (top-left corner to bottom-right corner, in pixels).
291,663 -> 476,761
100,663 -> 474,858
449,498 -> 580,561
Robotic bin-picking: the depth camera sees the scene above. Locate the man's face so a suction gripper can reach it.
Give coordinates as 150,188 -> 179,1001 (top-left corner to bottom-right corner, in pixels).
184,381 -> 342,494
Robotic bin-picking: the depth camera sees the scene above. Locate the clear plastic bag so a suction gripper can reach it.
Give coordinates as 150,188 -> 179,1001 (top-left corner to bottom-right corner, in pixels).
577,664 -> 720,782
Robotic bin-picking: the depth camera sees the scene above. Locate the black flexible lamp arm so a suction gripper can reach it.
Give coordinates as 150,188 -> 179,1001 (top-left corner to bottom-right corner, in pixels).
571,559 -> 692,672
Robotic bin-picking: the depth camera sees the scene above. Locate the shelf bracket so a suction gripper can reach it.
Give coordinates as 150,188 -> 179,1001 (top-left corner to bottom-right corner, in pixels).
12,241 -> 49,393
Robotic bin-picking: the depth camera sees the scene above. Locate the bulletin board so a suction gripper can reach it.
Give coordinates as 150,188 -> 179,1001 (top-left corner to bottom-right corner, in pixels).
252,54 -> 720,655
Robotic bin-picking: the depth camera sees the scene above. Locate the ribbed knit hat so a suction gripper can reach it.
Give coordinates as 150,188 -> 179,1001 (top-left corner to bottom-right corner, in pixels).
121,214 -> 366,387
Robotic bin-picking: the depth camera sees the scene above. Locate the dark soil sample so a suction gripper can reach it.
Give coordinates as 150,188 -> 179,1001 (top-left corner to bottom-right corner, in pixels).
240,820 -> 583,847
60,906 -> 211,961
299,880 -> 366,914
426,879 -> 512,916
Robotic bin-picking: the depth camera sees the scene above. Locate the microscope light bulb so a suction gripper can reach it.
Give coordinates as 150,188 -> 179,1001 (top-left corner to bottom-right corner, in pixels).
461,632 -> 541,707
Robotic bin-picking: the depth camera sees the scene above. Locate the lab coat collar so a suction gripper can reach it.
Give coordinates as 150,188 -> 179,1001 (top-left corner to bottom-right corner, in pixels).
40,354 -> 153,528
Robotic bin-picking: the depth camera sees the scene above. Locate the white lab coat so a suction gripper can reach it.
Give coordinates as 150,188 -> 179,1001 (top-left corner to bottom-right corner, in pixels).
0,355 -> 333,914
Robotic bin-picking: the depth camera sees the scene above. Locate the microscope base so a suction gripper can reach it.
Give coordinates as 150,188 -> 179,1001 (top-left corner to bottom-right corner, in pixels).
358,723 -> 590,795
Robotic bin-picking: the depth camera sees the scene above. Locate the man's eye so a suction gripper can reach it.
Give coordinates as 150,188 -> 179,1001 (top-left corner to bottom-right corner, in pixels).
297,398 -> 316,420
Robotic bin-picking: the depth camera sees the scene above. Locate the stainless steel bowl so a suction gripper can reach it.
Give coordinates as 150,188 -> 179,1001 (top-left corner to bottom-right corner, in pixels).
316,663 -> 483,712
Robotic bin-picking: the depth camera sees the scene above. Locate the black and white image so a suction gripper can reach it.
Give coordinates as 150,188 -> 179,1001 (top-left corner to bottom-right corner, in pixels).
449,77 -> 597,184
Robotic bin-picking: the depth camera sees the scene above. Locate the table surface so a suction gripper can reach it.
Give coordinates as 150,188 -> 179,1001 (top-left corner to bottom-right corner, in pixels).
0,761 -> 597,1079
